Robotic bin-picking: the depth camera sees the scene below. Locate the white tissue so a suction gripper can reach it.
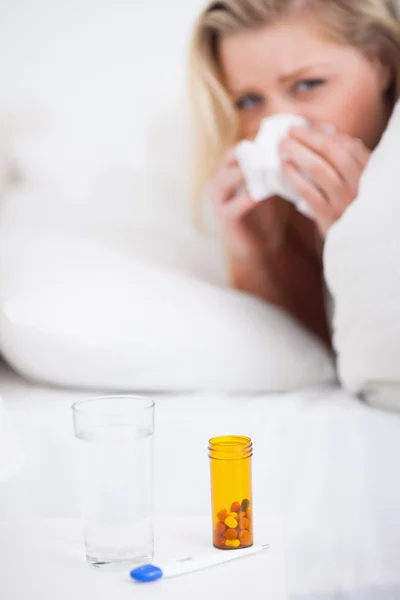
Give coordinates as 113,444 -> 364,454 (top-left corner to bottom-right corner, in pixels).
235,114 -> 314,218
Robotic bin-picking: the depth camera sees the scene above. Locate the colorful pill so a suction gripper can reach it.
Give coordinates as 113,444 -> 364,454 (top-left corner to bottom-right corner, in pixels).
225,528 -> 238,540
241,538 -> 252,547
216,522 -> 227,534
238,529 -> 250,543
214,500 -> 252,549
224,516 -> 238,529
217,509 -> 228,522
214,534 -> 226,547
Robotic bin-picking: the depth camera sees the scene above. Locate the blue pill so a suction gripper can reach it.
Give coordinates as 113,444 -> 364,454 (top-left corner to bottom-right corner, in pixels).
130,564 -> 163,583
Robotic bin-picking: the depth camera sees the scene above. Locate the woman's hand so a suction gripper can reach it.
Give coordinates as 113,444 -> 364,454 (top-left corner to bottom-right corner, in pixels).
280,124 -> 371,237
208,148 -> 330,342
208,150 -> 285,261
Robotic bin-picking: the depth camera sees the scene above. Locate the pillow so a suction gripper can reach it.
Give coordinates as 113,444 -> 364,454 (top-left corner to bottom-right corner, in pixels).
0,251 -> 335,392
0,135 -> 335,392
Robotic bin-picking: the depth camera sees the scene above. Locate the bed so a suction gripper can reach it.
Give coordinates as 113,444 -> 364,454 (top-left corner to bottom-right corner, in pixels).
1,362 -> 400,599
1,2 -> 400,598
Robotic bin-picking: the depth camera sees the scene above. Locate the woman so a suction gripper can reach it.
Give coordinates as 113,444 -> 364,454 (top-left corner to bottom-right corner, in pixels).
189,0 -> 400,343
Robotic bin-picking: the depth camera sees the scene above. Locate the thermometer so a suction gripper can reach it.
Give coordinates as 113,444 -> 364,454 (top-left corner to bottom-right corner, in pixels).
130,543 -> 270,583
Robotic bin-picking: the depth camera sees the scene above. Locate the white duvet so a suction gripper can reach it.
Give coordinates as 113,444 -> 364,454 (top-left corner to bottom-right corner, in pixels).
324,100 -> 400,407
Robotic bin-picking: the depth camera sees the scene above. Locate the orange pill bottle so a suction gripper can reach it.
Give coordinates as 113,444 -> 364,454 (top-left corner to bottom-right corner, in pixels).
208,435 -> 253,550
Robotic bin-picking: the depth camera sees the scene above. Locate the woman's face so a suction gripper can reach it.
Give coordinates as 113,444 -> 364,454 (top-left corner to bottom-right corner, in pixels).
219,18 -> 393,148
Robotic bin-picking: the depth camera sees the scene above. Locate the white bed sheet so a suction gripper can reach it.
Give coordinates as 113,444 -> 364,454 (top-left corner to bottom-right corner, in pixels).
1,363 -> 400,598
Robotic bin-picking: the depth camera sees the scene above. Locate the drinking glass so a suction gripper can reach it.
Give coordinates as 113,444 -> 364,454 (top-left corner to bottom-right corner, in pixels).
72,395 -> 154,569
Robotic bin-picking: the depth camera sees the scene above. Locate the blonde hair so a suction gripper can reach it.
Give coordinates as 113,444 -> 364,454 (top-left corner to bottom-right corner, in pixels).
189,0 -> 400,208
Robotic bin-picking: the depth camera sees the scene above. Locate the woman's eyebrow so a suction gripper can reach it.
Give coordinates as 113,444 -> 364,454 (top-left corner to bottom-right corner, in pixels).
278,63 -> 331,83
230,89 -> 264,101
229,62 -> 332,96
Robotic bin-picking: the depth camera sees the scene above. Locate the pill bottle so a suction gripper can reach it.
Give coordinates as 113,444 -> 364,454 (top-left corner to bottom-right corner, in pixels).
208,435 -> 253,550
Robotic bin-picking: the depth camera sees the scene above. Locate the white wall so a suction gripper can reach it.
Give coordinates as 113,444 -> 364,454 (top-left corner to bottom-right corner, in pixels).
0,0 -> 207,163
0,0 -> 227,297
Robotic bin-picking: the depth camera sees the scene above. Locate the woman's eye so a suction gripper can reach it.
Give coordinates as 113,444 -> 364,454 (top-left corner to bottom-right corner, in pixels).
294,79 -> 326,94
235,94 -> 264,111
